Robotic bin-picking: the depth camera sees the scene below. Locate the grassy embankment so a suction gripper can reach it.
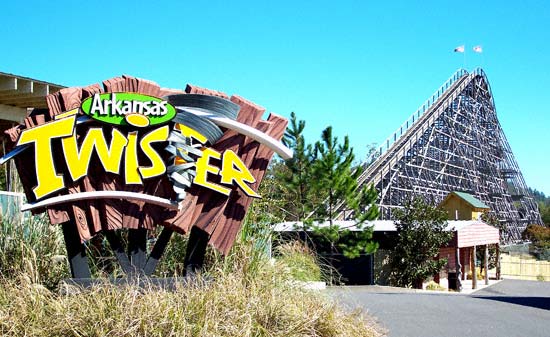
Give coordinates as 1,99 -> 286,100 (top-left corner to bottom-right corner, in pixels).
0,216 -> 383,336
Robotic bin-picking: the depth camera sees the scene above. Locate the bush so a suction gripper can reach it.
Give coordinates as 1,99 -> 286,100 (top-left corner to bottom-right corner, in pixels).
388,197 -> 452,288
522,224 -> 550,260
425,281 -> 446,291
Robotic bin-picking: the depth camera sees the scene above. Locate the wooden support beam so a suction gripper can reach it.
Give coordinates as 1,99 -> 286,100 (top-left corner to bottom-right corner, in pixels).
104,231 -> 132,274
0,96 -> 46,106
455,247 -> 462,292
471,246 -> 477,289
127,228 -> 148,275
496,243 -> 501,280
183,226 -> 209,275
484,245 -> 489,285
144,227 -> 174,276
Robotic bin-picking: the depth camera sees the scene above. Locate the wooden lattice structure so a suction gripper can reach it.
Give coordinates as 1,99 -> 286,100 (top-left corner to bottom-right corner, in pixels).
353,68 -> 541,242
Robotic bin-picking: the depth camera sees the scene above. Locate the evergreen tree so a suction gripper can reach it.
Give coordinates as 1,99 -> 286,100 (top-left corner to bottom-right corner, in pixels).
268,113 -> 379,259
388,197 -> 452,288
311,126 -> 357,225
277,112 -> 316,220
308,126 -> 379,258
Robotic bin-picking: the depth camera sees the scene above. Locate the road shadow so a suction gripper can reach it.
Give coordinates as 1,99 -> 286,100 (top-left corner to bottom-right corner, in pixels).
473,296 -> 550,311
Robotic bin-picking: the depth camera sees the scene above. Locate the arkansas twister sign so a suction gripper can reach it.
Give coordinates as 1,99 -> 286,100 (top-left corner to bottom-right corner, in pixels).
2,76 -> 291,256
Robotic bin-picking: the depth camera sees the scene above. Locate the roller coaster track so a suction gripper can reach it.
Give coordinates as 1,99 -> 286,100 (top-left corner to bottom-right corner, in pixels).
344,68 -> 542,242
357,69 -> 472,190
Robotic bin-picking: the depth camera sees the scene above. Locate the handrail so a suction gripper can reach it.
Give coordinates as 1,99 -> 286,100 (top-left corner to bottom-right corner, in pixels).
364,69 -> 469,166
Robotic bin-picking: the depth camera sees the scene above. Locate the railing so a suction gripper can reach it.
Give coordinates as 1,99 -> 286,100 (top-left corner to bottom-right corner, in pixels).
364,69 -> 469,165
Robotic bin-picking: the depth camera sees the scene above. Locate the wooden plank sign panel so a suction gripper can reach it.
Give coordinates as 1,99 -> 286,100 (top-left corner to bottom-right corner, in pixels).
2,75 -> 290,257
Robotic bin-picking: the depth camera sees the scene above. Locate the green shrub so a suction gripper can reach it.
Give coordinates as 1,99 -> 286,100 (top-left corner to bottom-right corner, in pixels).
522,224 -> 550,249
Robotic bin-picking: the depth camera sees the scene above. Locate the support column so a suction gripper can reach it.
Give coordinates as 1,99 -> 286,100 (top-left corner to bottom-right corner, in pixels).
127,228 -> 147,276
471,246 -> 477,290
184,226 -> 209,275
484,245 -> 489,285
62,220 -> 91,279
455,247 -> 462,292
462,248 -> 468,280
495,243 -> 501,280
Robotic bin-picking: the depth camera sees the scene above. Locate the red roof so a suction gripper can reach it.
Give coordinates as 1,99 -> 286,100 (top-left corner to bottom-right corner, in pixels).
454,222 -> 499,247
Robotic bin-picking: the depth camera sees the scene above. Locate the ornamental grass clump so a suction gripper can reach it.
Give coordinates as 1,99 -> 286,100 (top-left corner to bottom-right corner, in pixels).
0,226 -> 384,336
274,240 -> 323,282
0,215 -> 68,289
0,246 -> 383,337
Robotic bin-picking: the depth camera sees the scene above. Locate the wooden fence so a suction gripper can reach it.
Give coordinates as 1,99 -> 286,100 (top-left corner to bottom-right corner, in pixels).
500,254 -> 550,281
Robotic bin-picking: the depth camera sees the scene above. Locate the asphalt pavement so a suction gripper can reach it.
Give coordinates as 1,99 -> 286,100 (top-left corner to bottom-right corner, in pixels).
327,280 -> 550,337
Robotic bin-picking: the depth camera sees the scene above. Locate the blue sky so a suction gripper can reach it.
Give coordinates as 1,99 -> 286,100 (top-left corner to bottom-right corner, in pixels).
1,0 -> 549,195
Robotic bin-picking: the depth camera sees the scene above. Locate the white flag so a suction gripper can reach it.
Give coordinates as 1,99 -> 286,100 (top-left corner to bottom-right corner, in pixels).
454,45 -> 465,53
473,45 -> 483,53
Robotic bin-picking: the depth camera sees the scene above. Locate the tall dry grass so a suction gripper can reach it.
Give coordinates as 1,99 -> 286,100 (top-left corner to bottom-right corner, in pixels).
0,216 -> 384,336
0,215 -> 68,289
0,242 -> 383,336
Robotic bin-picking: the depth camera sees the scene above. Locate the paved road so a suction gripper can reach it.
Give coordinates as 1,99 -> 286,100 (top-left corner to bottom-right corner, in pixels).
328,280 -> 550,337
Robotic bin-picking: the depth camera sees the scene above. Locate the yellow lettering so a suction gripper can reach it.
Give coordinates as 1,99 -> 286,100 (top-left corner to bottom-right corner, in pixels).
174,124 -> 208,166
62,128 -> 128,181
16,116 -> 76,199
124,131 -> 141,184
139,126 -> 168,179
194,148 -> 231,196
220,150 -> 260,198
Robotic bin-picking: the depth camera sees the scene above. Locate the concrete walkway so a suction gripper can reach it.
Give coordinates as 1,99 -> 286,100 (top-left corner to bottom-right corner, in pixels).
344,279 -> 502,295
455,278 -> 502,294
328,279 -> 550,337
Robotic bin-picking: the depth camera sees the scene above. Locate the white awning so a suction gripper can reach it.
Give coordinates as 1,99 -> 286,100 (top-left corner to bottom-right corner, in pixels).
0,71 -> 65,123
273,220 -> 493,233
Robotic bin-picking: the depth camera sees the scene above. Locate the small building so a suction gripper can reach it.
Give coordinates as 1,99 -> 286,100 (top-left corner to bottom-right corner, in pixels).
437,220 -> 500,291
274,219 -> 500,291
440,191 -> 490,221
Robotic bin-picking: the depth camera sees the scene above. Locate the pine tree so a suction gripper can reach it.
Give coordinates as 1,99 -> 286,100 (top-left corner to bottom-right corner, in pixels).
309,126 -> 379,258
277,112 -> 316,220
270,114 -> 379,259
311,126 -> 357,225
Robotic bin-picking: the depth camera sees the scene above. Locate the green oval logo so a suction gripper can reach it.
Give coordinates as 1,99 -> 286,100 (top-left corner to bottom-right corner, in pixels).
81,92 -> 176,127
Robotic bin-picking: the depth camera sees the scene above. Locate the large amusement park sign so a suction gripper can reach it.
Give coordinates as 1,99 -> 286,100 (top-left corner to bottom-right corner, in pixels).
2,76 -> 291,278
